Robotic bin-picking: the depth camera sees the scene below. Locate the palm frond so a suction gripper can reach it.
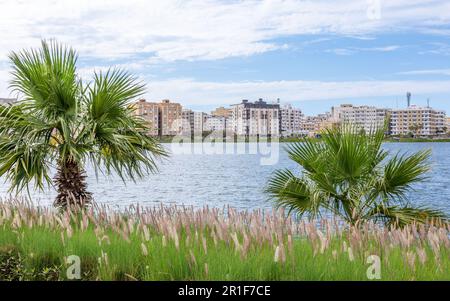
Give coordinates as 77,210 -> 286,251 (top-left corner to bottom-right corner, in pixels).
0,135 -> 53,192
365,204 -> 448,227
0,103 -> 55,192
322,124 -> 385,182
84,68 -> 167,181
267,122 -> 442,228
377,149 -> 431,202
87,68 -> 145,122
285,139 -> 325,174
266,169 -> 323,218
8,40 -> 79,121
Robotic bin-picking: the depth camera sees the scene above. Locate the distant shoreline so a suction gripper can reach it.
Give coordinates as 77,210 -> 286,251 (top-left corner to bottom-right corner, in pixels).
155,136 -> 450,143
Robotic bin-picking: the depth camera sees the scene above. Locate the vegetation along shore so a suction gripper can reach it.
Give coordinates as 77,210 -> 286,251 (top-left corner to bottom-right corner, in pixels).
154,135 -> 450,143
0,200 -> 449,281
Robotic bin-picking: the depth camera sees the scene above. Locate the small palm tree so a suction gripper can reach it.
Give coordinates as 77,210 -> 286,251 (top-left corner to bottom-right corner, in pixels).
266,124 -> 447,227
0,40 -> 167,208
408,123 -> 423,138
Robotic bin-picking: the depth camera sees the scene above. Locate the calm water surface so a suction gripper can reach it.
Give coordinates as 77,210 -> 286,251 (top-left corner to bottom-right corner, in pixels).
0,143 -> 449,213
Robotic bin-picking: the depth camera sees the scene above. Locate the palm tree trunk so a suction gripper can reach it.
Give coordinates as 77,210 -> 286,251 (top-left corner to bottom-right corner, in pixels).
53,158 -> 92,208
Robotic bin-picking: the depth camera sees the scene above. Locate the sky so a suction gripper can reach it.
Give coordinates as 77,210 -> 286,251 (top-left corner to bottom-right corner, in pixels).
1,0 -> 450,115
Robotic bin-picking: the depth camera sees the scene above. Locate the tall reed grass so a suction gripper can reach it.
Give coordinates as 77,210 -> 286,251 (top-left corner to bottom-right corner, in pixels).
0,199 -> 448,280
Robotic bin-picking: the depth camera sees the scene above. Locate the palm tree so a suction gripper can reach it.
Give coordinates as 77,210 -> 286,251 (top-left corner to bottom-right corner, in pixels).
408,123 -> 423,138
0,40 -> 167,208
266,124 -> 447,227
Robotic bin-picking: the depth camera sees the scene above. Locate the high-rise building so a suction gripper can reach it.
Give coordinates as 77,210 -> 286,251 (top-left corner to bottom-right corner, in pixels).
231,99 -> 280,136
158,99 -> 182,136
133,99 -> 159,136
181,109 -> 194,136
280,104 -> 304,137
181,110 -> 207,136
331,104 -> 388,133
390,105 -> 446,136
193,111 -> 206,135
133,99 -> 182,136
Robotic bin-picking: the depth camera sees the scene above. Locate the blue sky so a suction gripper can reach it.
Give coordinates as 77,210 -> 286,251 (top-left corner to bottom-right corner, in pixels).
1,0 -> 450,115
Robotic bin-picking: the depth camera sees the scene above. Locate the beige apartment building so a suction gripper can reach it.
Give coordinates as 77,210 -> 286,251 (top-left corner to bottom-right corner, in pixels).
133,99 -> 159,136
300,113 -> 333,136
211,106 -> 232,118
134,99 -> 182,136
158,99 -> 182,136
390,105 -> 446,136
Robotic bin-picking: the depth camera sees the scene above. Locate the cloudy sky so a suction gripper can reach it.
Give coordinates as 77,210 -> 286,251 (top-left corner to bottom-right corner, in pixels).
1,0 -> 450,114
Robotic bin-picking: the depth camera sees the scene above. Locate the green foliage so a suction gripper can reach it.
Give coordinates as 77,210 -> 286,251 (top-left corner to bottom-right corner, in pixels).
0,202 -> 448,281
0,245 -> 62,280
266,124 -> 448,226
0,40 -> 167,201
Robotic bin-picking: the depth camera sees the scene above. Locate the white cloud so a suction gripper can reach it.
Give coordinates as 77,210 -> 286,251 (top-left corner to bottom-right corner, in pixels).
142,78 -> 450,107
0,0 -> 449,63
419,42 -> 450,56
1,1 -> 450,107
398,69 -> 450,76
364,45 -> 400,52
326,48 -> 356,56
2,63 -> 450,108
326,45 -> 400,55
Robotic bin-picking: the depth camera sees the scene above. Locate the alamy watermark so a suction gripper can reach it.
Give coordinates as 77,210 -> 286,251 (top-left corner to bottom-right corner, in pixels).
366,255 -> 381,280
66,255 -> 81,280
169,129 -> 281,166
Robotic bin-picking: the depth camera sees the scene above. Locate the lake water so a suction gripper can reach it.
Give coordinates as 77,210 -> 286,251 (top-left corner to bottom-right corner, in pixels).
0,142 -> 449,214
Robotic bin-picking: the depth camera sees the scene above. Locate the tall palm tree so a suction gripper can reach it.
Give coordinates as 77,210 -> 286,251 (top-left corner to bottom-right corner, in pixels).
266,124 -> 447,227
0,40 -> 167,208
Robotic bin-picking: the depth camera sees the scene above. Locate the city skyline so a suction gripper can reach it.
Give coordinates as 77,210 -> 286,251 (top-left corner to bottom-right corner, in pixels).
135,98 -> 448,138
1,1 -> 450,115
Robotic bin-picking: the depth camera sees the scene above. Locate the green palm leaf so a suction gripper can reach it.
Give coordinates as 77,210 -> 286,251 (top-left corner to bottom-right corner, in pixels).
0,40 -> 167,208
377,150 -> 431,202
365,204 -> 448,227
266,169 -> 323,218
266,123 -> 448,227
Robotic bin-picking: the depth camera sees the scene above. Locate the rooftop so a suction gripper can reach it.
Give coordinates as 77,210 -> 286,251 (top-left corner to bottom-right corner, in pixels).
232,98 -> 280,108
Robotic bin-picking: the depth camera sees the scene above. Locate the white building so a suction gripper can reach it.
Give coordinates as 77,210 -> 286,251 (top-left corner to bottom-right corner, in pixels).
390,105 -> 446,136
204,115 -> 232,133
280,104 -> 304,137
193,111 -> 206,135
331,104 -> 388,132
181,110 -> 206,136
231,99 -> 280,136
181,109 -> 194,136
